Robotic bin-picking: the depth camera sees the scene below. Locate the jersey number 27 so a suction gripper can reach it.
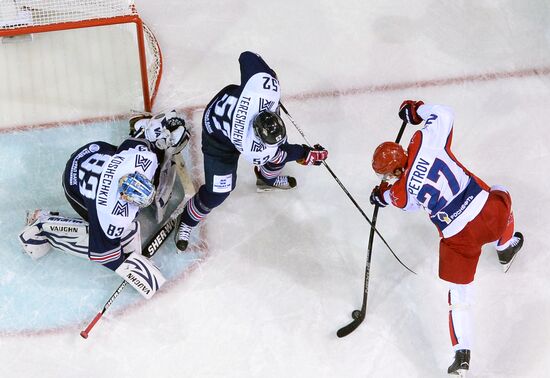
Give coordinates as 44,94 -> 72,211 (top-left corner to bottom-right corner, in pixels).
417,158 -> 460,214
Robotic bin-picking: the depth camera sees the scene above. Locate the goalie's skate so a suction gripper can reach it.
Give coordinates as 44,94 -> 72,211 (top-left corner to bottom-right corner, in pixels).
497,232 -> 524,273
254,167 -> 297,192
447,349 -> 470,377
25,209 -> 59,226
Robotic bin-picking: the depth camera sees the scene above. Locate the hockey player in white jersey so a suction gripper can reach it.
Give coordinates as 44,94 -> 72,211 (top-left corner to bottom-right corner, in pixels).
18,111 -> 190,299
369,100 -> 524,376
174,51 -> 328,252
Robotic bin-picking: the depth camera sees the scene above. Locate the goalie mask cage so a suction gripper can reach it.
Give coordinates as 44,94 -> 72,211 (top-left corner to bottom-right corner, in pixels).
0,0 -> 162,128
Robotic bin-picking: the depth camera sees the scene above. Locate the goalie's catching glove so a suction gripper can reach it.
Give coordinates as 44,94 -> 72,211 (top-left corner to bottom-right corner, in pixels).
297,144 -> 328,166
130,110 -> 189,153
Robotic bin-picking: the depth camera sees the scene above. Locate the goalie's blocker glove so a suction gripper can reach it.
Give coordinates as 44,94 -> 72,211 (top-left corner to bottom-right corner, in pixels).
297,144 -> 328,166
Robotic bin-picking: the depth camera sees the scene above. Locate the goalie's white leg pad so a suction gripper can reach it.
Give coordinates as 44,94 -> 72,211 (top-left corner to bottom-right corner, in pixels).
41,215 -> 89,259
19,222 -> 51,260
115,253 -> 166,299
19,209 -> 64,260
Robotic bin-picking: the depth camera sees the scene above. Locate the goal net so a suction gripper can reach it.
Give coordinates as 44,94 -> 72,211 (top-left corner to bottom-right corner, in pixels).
0,0 -> 162,128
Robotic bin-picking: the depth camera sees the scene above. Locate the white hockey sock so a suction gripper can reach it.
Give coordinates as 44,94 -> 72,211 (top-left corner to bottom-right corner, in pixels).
448,283 -> 474,351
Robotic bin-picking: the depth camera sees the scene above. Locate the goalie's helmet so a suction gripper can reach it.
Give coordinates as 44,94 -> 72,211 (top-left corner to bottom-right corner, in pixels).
372,142 -> 408,179
252,110 -> 286,147
118,172 -> 156,208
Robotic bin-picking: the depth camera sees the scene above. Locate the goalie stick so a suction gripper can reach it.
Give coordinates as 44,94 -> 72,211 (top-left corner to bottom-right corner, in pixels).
336,120 -> 408,338
80,155 -> 195,339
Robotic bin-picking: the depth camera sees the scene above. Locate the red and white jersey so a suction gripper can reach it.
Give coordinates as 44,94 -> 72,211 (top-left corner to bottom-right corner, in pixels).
385,104 -> 490,238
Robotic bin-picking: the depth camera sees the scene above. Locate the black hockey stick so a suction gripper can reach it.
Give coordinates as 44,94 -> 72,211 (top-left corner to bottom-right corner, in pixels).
279,103 -> 414,274
336,120 -> 408,338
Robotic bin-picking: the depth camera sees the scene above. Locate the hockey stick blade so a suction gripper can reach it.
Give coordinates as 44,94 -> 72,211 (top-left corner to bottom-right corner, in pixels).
336,311 -> 365,338
142,214 -> 179,258
143,155 -> 193,258
336,121 -> 409,339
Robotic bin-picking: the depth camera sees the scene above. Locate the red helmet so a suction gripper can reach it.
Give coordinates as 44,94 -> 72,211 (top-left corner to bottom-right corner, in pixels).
372,142 -> 408,179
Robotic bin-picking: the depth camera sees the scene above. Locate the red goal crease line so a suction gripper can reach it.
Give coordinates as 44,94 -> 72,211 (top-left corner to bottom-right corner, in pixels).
1,65 -> 549,134
288,66 -> 550,101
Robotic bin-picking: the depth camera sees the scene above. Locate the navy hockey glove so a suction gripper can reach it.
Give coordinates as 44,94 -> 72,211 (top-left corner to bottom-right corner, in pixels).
398,100 -> 424,125
369,182 -> 391,208
297,144 -> 328,166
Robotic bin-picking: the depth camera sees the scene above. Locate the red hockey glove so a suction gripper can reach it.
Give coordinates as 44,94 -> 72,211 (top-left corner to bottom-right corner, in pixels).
297,144 -> 328,166
369,182 -> 391,208
398,100 -> 424,125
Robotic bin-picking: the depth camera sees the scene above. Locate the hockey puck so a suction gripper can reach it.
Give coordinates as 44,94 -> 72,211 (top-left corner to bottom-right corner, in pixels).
80,331 -> 89,339
352,310 -> 362,320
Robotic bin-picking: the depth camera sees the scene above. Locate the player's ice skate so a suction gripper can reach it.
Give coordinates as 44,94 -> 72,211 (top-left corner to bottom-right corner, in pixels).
447,349 -> 470,377
175,219 -> 194,252
497,232 -> 524,273
254,167 -> 297,192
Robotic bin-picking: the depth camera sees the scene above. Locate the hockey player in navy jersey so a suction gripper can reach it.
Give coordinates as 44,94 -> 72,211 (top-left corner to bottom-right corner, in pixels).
174,51 -> 328,251
369,100 -> 524,376
18,110 -> 190,299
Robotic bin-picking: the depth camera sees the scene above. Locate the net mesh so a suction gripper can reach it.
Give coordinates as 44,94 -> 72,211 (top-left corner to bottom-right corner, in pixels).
0,0 -> 136,28
142,21 -> 161,101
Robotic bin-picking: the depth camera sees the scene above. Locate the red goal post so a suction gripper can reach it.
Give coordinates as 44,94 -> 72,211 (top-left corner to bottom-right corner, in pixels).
0,0 -> 162,127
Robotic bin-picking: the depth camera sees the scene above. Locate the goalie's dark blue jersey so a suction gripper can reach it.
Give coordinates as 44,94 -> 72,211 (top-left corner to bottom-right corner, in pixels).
62,138 -> 158,270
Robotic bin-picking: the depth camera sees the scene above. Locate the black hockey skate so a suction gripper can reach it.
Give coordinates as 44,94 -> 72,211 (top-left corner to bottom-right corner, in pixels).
497,232 -> 524,273
448,349 -> 470,377
174,217 -> 193,252
254,167 -> 296,192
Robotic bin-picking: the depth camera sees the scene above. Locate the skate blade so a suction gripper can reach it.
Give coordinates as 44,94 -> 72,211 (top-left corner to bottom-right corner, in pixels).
501,259 -> 514,273
501,251 -> 521,273
256,186 -> 295,193
256,186 -> 275,193
449,368 -> 468,377
256,182 -> 295,193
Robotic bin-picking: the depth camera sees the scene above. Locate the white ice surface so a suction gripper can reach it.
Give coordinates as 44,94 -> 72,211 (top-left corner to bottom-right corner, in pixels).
1,1 -> 550,377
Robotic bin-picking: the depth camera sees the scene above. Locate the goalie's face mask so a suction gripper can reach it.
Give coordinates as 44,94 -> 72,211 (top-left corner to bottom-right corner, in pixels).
118,172 -> 156,208
252,110 -> 286,147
